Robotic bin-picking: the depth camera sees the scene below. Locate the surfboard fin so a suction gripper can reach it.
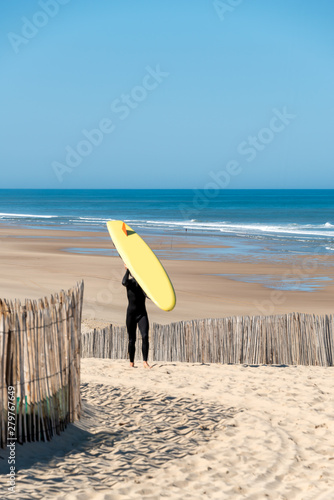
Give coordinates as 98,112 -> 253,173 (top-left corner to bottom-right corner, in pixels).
122,222 -> 128,236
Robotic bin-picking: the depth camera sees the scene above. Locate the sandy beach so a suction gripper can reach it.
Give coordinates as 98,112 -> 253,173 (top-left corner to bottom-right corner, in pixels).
1,360 -> 333,499
0,224 -> 334,499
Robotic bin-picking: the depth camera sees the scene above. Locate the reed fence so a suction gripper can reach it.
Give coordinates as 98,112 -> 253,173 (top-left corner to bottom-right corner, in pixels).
81,312 -> 333,367
0,281 -> 84,449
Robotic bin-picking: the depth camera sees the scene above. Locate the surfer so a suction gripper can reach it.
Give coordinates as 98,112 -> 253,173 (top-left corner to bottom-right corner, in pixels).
122,265 -> 151,368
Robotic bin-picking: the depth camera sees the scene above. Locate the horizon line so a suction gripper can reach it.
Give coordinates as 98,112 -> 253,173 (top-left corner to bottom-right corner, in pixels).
1,187 -> 333,191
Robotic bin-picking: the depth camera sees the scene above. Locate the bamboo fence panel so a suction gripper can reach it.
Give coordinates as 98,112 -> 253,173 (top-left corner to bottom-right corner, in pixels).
0,281 -> 83,449
0,310 -> 8,448
81,312 -> 334,368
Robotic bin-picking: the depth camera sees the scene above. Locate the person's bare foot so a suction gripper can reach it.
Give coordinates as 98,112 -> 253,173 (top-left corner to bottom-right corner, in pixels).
143,361 -> 151,369
130,362 -> 135,368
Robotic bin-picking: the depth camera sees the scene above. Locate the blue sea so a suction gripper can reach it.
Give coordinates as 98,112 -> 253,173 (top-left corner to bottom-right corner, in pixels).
1,189 -> 333,292
0,190 -> 334,260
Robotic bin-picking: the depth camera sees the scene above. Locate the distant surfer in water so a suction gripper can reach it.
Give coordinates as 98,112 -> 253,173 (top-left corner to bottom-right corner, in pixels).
122,265 -> 151,368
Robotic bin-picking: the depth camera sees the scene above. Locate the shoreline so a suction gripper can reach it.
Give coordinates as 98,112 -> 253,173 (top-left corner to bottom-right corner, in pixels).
2,218 -> 334,261
1,224 -> 334,327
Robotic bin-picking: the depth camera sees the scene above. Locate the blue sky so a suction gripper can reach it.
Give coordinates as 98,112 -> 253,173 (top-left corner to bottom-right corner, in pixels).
1,0 -> 334,189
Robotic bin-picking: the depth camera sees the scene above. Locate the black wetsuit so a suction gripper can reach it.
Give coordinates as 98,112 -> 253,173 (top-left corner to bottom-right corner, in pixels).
122,269 -> 149,363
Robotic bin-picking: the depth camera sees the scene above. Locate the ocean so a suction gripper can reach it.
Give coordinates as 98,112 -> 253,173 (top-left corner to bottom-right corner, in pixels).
0,189 -> 334,262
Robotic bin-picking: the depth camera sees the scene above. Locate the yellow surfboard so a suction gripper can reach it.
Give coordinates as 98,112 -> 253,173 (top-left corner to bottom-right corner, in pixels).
107,220 -> 176,311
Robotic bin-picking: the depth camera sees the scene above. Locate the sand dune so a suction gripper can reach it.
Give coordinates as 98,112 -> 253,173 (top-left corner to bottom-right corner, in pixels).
1,359 -> 333,499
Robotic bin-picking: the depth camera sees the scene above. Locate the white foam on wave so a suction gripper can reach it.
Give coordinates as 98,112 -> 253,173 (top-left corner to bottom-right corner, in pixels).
2,212 -> 333,242
78,217 -> 109,222
0,213 -> 57,219
137,219 -> 334,238
217,224 -> 334,237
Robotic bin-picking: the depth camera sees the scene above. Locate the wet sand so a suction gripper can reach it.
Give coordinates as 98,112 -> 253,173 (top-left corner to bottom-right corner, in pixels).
0,224 -> 333,328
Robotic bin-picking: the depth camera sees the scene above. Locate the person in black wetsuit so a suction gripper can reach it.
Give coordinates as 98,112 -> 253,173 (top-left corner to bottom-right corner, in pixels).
122,266 -> 151,368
